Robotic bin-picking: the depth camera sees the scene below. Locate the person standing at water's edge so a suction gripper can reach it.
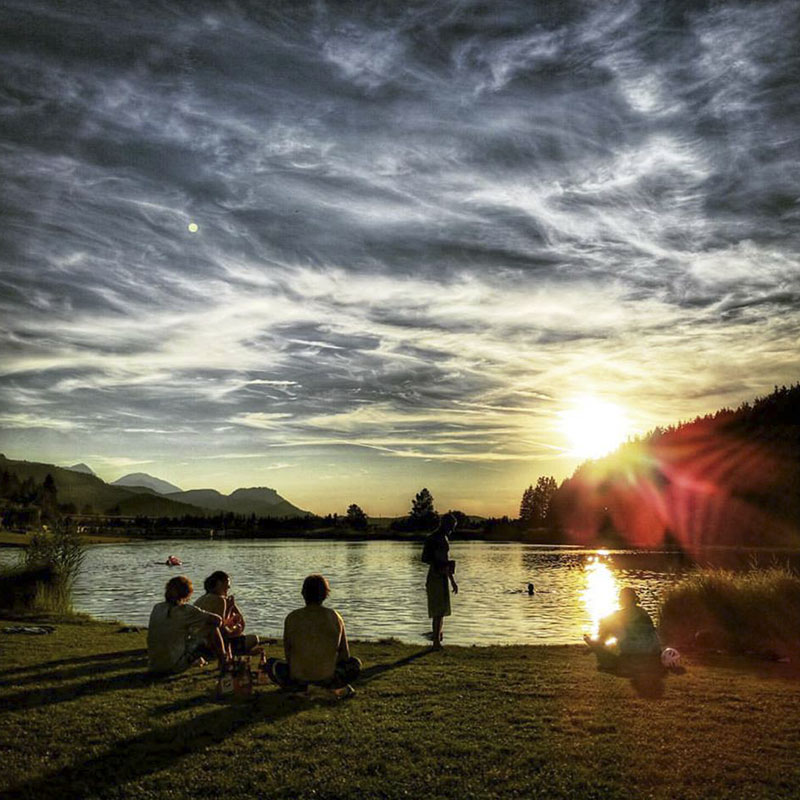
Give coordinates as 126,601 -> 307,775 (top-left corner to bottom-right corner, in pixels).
422,512 -> 459,650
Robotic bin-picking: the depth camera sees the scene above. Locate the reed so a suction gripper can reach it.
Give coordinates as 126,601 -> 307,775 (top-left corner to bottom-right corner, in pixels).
659,567 -> 800,656
0,524 -> 85,614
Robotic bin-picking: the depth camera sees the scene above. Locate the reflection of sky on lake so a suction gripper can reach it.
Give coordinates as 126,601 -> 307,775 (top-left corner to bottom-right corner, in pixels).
1,541 -> 681,645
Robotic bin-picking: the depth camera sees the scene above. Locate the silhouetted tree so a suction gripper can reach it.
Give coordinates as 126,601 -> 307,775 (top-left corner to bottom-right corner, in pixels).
409,488 -> 438,531
346,504 -> 368,531
39,473 -> 59,522
520,477 -> 558,525
519,485 -> 536,522
533,476 -> 558,523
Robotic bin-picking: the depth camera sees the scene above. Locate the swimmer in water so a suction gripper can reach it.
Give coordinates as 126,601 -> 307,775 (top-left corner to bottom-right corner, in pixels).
527,583 -> 535,595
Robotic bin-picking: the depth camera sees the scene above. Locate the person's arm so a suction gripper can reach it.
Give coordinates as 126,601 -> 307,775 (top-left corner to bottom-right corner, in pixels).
224,597 -> 245,636
336,613 -> 350,662
283,616 -> 291,666
187,604 -> 222,631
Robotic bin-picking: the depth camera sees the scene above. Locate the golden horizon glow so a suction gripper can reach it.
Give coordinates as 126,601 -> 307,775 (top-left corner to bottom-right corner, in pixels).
559,396 -> 630,460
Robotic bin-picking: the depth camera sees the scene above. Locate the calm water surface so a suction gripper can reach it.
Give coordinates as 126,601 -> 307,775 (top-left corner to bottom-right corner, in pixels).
3,540 -> 686,645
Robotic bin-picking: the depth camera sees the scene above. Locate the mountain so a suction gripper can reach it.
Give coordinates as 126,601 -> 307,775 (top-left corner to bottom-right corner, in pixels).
112,472 -> 183,494
67,463 -> 96,475
0,455 -> 201,517
0,455 -> 310,520
166,486 -> 309,518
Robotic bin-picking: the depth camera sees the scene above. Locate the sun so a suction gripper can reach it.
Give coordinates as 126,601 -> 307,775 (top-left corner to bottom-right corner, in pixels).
559,396 -> 630,459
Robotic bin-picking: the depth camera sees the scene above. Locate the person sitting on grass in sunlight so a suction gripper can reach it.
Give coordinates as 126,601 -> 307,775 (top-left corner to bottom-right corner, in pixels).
266,573 -> 361,698
147,575 -> 227,675
194,570 -> 261,658
583,587 -> 661,671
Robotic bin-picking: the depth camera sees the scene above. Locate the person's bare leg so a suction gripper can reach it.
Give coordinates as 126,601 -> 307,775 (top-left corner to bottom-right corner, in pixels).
207,627 -> 228,670
432,616 -> 444,649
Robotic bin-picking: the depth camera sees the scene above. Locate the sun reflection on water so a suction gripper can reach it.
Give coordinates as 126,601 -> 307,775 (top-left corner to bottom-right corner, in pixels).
581,554 -> 620,637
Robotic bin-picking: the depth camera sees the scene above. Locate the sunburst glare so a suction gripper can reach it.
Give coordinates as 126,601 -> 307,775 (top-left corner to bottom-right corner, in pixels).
581,555 -> 620,638
560,397 -> 630,460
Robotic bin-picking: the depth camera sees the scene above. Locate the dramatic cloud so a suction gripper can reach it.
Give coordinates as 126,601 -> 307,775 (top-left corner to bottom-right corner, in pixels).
1,0 -> 798,514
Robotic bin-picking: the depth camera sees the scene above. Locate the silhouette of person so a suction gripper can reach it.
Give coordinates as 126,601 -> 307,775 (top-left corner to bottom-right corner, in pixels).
583,587 -> 661,671
421,512 -> 459,649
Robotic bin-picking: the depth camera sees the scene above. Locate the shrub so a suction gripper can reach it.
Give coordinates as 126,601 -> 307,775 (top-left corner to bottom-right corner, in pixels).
11,524 -> 87,614
659,567 -> 800,657
0,563 -> 60,613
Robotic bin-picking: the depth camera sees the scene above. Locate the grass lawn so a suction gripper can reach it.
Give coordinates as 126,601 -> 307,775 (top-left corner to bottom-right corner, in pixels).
2,618 -> 800,799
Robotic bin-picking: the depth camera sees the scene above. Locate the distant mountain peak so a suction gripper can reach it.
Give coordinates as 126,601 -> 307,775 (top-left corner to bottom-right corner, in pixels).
67,462 -> 96,475
230,486 -> 279,499
167,485 -> 308,517
112,472 -> 183,495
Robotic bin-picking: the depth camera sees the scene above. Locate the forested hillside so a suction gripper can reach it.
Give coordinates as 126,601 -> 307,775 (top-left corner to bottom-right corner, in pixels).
550,385 -> 800,549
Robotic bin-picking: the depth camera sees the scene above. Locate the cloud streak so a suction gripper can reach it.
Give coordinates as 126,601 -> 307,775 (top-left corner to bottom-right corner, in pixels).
1,0 -> 798,513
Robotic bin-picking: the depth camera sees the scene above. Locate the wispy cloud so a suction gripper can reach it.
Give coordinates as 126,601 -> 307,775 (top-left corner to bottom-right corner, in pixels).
1,0 -> 798,513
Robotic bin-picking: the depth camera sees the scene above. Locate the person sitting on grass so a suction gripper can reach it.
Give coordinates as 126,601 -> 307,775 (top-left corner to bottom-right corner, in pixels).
266,574 -> 361,697
583,587 -> 661,671
194,570 -> 261,658
147,575 -> 227,674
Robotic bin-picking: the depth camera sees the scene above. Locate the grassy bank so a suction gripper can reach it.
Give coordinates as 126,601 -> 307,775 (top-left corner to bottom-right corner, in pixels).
2,618 -> 800,799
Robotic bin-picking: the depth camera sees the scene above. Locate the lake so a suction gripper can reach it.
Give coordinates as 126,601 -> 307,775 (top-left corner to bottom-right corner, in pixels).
2,539 -> 694,645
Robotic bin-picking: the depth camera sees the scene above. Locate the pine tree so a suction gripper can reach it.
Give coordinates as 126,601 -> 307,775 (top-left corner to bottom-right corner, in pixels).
519,485 -> 536,522
531,476 -> 558,523
520,477 -> 558,524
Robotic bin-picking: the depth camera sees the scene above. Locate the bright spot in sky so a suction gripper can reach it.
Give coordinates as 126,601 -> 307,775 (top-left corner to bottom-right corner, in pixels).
582,556 -> 620,638
559,397 -> 630,459
188,222 -> 199,233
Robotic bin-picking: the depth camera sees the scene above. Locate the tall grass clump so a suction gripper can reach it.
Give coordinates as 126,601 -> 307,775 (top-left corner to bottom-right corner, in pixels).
0,524 -> 86,615
659,567 -> 800,657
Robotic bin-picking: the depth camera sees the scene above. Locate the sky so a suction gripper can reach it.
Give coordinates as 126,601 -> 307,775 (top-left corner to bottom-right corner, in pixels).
0,0 -> 798,517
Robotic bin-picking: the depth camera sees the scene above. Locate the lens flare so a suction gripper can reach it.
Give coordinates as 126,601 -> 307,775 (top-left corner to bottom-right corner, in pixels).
188,222 -> 199,233
581,555 -> 619,638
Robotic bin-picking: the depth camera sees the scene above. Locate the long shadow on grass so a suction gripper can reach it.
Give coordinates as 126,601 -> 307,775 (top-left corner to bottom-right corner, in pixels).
0,648 -> 147,677
0,654 -> 149,688
357,648 -> 431,684
4,691 -> 305,800
598,662 -> 666,699
0,666 -> 182,712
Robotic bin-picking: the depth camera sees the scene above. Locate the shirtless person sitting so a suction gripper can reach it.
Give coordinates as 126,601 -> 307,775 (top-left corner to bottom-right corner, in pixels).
194,570 -> 261,657
147,575 -> 226,674
266,574 -> 361,696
